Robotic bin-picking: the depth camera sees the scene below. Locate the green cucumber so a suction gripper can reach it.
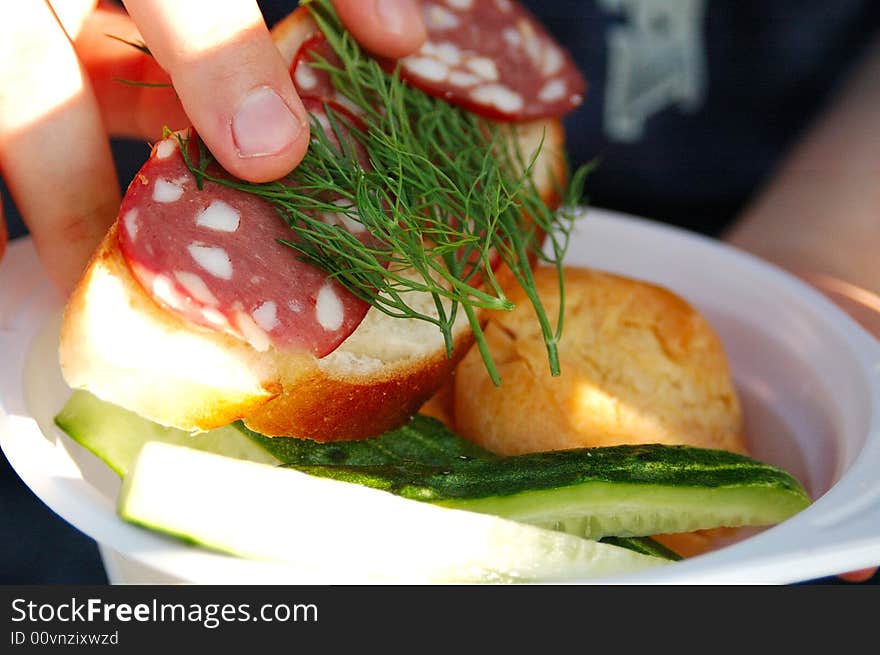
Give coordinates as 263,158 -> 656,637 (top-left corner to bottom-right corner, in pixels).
56,392 -> 810,541
238,417 -> 810,538
55,390 -> 279,476
239,411 -> 496,466
119,442 -> 667,582
285,452 -> 809,538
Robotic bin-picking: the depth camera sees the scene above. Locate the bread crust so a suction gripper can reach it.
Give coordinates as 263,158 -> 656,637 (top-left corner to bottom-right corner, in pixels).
243,332 -> 474,440
453,267 -> 747,455
59,5 -> 568,440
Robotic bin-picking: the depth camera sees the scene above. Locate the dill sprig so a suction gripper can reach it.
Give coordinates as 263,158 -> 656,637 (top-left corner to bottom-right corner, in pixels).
178,0 -> 587,383
112,78 -> 172,88
105,35 -> 171,87
104,33 -> 152,56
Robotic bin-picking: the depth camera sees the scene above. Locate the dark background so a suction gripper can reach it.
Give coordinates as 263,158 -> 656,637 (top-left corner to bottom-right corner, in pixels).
2,1 -> 879,584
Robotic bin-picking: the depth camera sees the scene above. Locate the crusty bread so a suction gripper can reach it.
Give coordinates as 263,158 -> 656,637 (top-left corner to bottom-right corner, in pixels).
453,267 -> 747,455
59,7 -> 567,440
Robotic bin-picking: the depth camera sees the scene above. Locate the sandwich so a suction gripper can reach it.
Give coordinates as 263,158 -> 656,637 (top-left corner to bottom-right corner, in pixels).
59,0 -> 587,441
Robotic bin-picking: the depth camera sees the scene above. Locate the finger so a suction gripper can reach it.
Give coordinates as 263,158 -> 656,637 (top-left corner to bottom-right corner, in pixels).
332,0 -> 427,59
75,4 -> 188,140
49,0 -> 97,40
0,1 -> 119,293
122,0 -> 309,183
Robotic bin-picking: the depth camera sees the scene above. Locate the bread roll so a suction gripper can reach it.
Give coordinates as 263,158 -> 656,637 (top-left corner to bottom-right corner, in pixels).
453,267 -> 747,455
59,7 -> 567,440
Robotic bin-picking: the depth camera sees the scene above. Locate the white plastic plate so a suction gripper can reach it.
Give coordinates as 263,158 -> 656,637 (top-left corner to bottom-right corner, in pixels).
2,208 -> 879,584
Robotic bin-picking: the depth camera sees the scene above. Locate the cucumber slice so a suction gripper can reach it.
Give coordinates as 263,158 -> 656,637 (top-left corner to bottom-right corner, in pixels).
240,413 -> 496,466
119,442 -> 667,582
241,416 -> 810,539
295,449 -> 810,539
56,393 -> 810,540
55,390 -> 279,476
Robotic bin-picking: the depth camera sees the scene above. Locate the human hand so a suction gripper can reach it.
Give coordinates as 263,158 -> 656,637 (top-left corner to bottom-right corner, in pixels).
0,0 -> 426,293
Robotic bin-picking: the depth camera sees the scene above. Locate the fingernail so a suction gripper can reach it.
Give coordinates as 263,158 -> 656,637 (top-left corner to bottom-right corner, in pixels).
375,0 -> 422,37
231,87 -> 303,158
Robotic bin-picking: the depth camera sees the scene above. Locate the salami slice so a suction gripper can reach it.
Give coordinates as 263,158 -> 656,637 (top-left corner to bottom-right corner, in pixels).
117,113 -> 372,358
399,0 -> 586,121
291,33 -> 365,117
292,2 -> 584,122
292,34 -> 338,100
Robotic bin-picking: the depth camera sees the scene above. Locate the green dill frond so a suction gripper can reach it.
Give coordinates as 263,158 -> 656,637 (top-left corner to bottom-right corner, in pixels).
178,0 -> 589,383
112,78 -> 172,88
104,34 -> 152,56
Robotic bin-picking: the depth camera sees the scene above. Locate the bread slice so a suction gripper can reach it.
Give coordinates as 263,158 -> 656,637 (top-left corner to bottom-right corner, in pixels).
59,7 -> 568,440
453,267 -> 747,455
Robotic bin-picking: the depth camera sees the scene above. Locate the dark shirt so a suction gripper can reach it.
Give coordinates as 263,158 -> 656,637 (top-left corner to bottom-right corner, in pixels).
519,0 -> 880,234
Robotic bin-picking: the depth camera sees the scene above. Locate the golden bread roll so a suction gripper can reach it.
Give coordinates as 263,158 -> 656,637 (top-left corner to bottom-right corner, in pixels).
454,266 -> 747,455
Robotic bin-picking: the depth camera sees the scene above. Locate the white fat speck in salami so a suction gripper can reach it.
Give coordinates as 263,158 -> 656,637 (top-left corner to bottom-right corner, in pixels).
325,199 -> 365,233
123,209 -> 139,241
400,0 -> 586,121
314,112 -> 333,136
517,18 -> 536,39
315,284 -> 345,332
538,78 -> 567,103
502,27 -> 521,46
252,300 -> 280,332
195,199 -> 241,233
424,4 -> 460,30
541,45 -> 565,76
465,57 -> 499,81
332,91 -> 363,117
523,36 -> 543,67
117,121 -> 373,357
235,311 -> 271,352
201,307 -> 228,327
155,139 -> 177,159
449,71 -> 481,87
290,34 -> 340,101
152,179 -> 184,203
188,244 -> 233,280
294,60 -> 318,91
402,56 -> 450,82
423,41 -> 462,66
152,275 -> 183,310
470,84 -> 524,114
174,271 -> 219,306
